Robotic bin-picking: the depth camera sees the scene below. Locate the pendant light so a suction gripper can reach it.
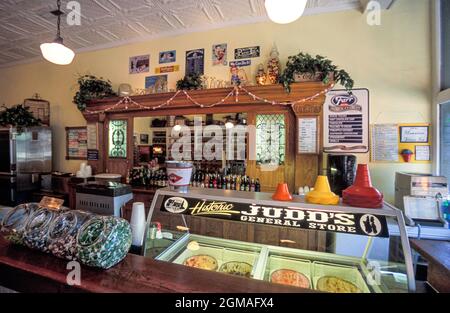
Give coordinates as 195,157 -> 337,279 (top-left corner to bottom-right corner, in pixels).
40,0 -> 75,65
265,0 -> 308,24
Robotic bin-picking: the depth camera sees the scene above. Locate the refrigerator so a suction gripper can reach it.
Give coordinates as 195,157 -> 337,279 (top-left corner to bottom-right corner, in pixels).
0,127 -> 52,206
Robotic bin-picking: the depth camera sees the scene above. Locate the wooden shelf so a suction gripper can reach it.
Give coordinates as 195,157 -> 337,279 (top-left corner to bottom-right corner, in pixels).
83,82 -> 332,119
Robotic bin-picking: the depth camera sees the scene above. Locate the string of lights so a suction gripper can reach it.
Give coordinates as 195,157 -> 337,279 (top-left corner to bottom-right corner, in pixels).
84,84 -> 335,114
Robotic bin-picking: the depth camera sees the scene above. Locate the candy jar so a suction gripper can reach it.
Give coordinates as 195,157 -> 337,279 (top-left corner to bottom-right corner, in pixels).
0,203 -> 39,245
47,210 -> 92,260
23,207 -> 59,252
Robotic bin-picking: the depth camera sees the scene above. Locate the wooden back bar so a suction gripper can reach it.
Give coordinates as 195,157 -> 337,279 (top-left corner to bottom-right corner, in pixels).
82,82 -> 331,194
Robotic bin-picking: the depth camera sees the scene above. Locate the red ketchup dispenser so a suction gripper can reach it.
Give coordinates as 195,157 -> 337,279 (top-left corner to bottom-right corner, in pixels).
342,164 -> 384,209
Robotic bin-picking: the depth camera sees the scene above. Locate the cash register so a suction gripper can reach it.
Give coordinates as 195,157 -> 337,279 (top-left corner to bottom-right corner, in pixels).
395,172 -> 448,227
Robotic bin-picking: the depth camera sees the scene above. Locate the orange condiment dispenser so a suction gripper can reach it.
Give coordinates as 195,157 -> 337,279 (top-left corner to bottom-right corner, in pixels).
305,176 -> 340,205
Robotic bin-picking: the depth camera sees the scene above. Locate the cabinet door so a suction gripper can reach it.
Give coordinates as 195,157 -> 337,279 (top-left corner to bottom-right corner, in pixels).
105,118 -> 133,179
246,112 -> 294,192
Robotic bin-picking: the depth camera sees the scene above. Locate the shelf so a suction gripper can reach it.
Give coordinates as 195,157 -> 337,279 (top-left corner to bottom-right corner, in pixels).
84,82 -> 333,117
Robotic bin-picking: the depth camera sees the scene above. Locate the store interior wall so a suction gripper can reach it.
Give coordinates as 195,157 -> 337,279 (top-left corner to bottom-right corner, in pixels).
0,0 -> 431,203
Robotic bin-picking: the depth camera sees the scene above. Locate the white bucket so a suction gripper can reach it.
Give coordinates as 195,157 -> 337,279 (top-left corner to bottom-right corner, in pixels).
165,161 -> 193,193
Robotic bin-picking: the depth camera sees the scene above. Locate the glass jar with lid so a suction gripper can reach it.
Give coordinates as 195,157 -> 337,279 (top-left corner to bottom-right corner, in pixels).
23,207 -> 59,252
76,216 -> 131,269
47,210 -> 92,260
0,203 -> 40,245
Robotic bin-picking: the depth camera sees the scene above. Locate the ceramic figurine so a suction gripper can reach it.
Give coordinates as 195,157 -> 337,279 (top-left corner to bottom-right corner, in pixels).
230,64 -> 241,86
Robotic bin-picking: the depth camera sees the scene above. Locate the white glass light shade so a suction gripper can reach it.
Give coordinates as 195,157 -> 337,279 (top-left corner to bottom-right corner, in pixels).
265,0 -> 308,24
225,122 -> 234,129
40,42 -> 75,65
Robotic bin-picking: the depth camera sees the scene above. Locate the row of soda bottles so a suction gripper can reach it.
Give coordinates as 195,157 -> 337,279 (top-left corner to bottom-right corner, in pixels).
127,166 -> 261,192
191,170 -> 261,192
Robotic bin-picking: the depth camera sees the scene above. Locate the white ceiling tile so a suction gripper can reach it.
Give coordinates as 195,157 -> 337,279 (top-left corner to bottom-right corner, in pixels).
0,0 -> 361,67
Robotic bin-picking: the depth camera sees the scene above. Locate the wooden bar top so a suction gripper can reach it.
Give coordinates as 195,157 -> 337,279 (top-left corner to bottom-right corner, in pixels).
0,237 -> 312,293
132,186 -> 159,195
410,239 -> 450,293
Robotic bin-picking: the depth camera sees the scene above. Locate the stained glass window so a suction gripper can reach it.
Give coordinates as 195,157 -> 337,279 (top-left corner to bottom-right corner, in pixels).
109,120 -> 127,158
256,114 -> 285,165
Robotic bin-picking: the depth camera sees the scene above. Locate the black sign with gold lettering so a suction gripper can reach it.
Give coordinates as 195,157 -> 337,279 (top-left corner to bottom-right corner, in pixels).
161,196 -> 389,238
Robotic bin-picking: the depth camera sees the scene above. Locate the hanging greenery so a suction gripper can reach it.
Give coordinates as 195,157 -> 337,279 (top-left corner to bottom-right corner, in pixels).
176,73 -> 203,90
280,52 -> 354,93
73,75 -> 117,111
0,104 -> 42,133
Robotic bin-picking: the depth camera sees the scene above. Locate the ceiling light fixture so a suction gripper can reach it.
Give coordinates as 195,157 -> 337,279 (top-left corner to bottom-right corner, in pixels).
40,0 -> 75,65
265,0 -> 308,24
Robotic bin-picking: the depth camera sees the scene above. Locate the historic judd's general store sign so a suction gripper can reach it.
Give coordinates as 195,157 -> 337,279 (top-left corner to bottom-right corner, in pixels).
161,196 -> 389,238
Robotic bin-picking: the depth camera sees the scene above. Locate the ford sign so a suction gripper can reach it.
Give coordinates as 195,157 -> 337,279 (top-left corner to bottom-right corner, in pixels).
331,94 -> 358,106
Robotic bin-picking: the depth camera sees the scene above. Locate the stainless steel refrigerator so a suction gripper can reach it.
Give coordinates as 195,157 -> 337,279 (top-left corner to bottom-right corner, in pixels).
0,127 -> 52,206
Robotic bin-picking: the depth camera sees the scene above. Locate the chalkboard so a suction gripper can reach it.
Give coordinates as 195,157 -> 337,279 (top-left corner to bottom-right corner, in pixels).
66,127 -> 88,160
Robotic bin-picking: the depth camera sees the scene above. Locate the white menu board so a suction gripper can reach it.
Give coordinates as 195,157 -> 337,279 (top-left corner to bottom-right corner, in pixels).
371,124 -> 399,162
324,89 -> 369,153
298,117 -> 318,154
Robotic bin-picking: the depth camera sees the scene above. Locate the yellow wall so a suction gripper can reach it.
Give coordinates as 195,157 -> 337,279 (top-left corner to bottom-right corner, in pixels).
0,0 -> 431,203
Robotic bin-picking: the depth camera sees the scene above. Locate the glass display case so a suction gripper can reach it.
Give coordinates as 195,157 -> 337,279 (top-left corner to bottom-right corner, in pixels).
142,188 -> 415,293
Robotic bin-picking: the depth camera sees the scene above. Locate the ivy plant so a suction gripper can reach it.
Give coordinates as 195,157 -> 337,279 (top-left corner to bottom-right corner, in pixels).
280,52 -> 354,93
73,75 -> 117,111
176,73 -> 203,90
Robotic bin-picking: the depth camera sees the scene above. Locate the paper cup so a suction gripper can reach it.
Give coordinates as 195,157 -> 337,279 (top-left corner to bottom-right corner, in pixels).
165,161 -> 193,193
131,202 -> 146,247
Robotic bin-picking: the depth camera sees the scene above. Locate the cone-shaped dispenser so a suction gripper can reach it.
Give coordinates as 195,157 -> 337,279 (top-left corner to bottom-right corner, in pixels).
272,183 -> 293,201
305,176 -> 340,205
342,164 -> 383,208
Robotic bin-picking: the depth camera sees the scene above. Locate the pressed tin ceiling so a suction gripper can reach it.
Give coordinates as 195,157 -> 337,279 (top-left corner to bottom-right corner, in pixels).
0,0 -> 364,68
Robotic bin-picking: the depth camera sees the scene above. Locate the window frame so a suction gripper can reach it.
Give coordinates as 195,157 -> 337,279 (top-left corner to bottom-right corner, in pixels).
433,0 -> 450,175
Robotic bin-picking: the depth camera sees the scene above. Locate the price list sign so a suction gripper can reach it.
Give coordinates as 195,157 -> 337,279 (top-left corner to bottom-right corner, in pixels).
324,89 -> 369,153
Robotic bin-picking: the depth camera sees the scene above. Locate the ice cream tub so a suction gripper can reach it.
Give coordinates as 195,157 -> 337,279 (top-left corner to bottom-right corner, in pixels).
165,161 -> 193,193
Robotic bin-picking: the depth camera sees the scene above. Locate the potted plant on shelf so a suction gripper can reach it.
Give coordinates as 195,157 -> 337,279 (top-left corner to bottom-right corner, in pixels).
73,75 -> 117,111
176,73 -> 203,90
0,104 -> 42,133
279,52 -> 354,93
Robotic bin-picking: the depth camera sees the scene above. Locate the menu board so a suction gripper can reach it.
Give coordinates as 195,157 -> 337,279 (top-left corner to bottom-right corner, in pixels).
324,89 -> 369,153
371,124 -> 399,162
66,127 -> 88,160
298,117 -> 318,154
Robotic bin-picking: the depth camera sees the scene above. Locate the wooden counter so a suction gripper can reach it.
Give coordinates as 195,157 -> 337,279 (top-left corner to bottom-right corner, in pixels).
0,237 -> 312,293
410,239 -> 450,293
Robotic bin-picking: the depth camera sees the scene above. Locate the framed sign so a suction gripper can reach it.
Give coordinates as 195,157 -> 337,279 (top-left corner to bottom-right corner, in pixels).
234,46 -> 260,59
415,145 -> 431,161
86,123 -> 98,150
161,195 -> 389,238
324,89 -> 370,153
298,117 -> 319,154
400,126 -> 429,143
66,127 -> 87,160
186,49 -> 205,75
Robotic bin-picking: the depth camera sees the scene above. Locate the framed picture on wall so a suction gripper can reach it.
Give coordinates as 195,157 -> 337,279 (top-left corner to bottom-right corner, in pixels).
400,126 -> 429,143
140,134 -> 149,144
159,50 -> 176,64
66,127 -> 88,160
129,55 -> 150,74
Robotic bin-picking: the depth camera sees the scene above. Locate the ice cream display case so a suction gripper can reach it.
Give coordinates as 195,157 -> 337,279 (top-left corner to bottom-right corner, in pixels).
142,188 -> 415,293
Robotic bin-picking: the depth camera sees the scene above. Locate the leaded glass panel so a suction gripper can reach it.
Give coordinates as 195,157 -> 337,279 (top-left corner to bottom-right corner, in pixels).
109,120 -> 127,158
256,114 -> 285,165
